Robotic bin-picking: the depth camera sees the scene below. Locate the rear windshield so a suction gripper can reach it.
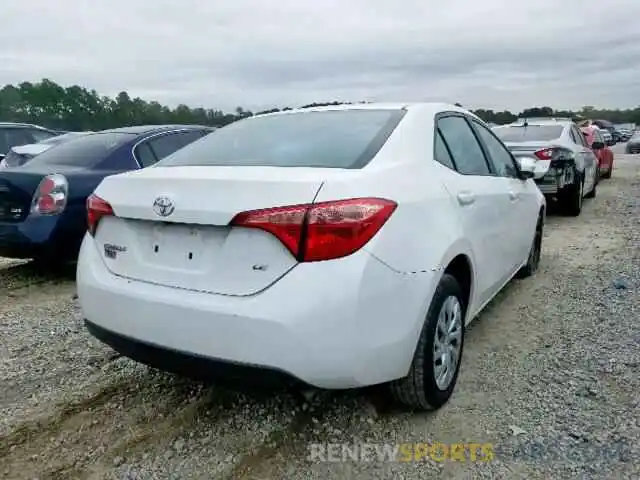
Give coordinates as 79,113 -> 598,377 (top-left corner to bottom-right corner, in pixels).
493,125 -> 564,142
156,109 -> 406,169
25,132 -> 136,167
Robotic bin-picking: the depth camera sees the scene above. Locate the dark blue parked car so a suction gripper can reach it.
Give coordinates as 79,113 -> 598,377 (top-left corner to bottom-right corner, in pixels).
0,124 -> 213,264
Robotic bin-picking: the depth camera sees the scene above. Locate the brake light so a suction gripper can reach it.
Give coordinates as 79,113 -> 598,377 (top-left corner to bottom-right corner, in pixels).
31,174 -> 68,215
230,198 -> 397,262
87,194 -> 114,236
533,147 -> 574,162
533,148 -> 554,160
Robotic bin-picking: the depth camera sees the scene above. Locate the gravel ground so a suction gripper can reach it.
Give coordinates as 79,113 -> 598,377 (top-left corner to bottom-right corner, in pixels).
1,150 -> 639,480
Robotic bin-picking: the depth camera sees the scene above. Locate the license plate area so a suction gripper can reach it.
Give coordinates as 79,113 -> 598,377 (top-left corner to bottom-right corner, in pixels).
148,222 -> 207,270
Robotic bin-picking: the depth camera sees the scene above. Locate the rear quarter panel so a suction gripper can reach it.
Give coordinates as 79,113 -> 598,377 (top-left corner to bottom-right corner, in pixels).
312,106 -> 472,275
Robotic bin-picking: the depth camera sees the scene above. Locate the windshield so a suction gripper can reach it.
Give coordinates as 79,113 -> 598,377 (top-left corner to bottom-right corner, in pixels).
24,132 -> 136,168
156,109 -> 406,169
493,125 -> 564,142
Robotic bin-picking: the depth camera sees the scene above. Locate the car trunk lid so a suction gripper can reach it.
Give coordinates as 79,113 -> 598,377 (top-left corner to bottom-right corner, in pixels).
92,166 -> 363,296
0,170 -> 44,222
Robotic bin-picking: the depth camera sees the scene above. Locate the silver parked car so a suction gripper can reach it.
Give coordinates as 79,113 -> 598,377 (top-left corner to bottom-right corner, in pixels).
492,118 -> 600,216
625,131 -> 640,154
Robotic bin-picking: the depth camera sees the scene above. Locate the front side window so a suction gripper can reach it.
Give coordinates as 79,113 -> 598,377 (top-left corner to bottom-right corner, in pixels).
471,121 -> 519,178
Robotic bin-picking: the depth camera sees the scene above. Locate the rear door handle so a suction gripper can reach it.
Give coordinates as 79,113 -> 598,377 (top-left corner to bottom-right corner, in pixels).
509,191 -> 519,201
457,191 -> 475,206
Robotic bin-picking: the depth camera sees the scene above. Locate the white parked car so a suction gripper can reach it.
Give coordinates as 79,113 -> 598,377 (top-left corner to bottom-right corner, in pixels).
77,103 -> 545,410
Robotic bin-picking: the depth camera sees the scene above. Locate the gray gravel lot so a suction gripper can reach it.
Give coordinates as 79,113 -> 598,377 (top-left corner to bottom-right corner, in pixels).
1,149 -> 639,479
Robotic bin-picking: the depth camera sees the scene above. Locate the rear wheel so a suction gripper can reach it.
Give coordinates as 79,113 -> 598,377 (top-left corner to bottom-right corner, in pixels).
388,274 -> 465,411
562,171 -> 583,216
585,170 -> 597,199
516,214 -> 543,279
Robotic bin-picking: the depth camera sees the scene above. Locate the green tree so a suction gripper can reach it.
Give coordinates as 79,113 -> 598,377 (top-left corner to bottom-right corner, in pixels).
1,78 -> 640,130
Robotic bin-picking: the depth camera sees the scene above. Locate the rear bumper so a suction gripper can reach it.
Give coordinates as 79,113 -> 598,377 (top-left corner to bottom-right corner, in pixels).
535,165 -> 575,195
0,207 -> 86,259
77,235 -> 438,389
626,144 -> 640,154
85,320 -> 306,389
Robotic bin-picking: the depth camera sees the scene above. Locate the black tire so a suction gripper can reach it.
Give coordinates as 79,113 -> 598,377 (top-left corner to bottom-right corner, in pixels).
562,170 -> 583,216
516,214 -> 543,279
585,171 -> 597,199
31,255 -> 71,273
388,274 -> 466,411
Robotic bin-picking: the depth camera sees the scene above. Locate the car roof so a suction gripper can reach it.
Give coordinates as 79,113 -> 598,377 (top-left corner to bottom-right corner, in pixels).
252,102 -> 477,118
0,122 -> 54,130
99,124 -> 211,135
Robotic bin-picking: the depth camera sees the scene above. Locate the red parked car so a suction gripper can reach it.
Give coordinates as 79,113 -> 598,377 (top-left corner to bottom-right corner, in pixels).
582,127 -> 614,179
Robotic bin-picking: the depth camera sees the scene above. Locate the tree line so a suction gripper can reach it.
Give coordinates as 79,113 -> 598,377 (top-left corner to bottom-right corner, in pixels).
1,79 -> 639,131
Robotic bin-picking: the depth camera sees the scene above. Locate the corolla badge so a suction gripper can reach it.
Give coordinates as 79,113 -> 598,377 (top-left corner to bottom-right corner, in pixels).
153,196 -> 175,217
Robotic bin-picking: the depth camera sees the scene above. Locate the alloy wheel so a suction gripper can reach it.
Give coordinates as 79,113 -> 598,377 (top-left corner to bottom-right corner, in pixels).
433,296 -> 463,390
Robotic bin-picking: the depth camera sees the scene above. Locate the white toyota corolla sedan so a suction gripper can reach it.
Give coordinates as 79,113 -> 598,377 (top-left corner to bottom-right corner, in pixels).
77,103 -> 546,411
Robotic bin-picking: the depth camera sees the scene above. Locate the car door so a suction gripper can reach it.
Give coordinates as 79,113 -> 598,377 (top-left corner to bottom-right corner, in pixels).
133,129 -> 205,168
570,125 -> 597,193
435,113 -> 512,306
470,119 -> 539,269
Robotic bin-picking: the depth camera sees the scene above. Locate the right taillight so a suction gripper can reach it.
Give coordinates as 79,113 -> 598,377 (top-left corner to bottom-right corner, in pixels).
533,147 -> 574,162
533,148 -> 554,160
230,197 -> 397,262
31,174 -> 68,215
87,193 -> 114,236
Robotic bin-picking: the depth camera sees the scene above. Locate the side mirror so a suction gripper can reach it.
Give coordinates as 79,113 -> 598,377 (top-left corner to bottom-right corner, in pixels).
0,154 -> 5,160
515,156 -> 536,180
591,141 -> 605,150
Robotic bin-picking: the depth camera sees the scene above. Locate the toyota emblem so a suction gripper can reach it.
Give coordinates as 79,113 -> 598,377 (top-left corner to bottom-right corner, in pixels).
153,196 -> 175,217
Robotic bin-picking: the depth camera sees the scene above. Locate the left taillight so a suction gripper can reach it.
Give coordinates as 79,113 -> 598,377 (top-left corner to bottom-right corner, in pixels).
230,197 -> 397,262
31,174 -> 68,215
86,193 -> 114,237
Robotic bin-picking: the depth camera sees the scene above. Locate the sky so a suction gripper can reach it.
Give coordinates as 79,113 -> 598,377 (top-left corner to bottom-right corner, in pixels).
1,0 -> 639,113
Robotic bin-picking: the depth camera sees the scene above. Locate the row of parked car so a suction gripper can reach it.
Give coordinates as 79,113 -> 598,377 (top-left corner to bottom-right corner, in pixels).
490,116 -> 619,216
0,106 -> 625,412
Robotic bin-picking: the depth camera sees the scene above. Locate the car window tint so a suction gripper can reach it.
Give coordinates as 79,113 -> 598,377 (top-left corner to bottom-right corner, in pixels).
434,129 -> 456,170
472,121 -> 518,178
135,142 -> 157,167
24,132 -> 136,167
147,130 -> 204,162
156,109 -> 406,169
437,116 -> 491,175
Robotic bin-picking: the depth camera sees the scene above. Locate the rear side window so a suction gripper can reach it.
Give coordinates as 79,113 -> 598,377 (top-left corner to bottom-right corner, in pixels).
147,130 -> 205,163
437,116 -> 491,175
434,129 -> 456,170
24,132 -> 136,167
493,125 -> 563,142
156,109 -> 406,169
